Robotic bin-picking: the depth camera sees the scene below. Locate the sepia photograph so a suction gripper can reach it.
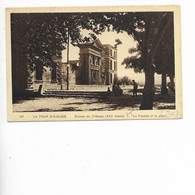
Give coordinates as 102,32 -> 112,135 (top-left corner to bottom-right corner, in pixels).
6,6 -> 182,121
1,3 -> 195,195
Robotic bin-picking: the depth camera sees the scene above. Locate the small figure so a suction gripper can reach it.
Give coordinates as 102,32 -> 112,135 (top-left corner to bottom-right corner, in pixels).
38,84 -> 43,96
107,87 -> 111,96
116,83 -> 123,96
113,83 -> 123,96
112,81 -> 116,92
132,80 -> 138,97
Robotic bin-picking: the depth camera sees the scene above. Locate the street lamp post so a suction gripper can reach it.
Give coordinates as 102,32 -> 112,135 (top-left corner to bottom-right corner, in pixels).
67,29 -> 70,90
66,64 -> 70,90
61,71 -> 65,90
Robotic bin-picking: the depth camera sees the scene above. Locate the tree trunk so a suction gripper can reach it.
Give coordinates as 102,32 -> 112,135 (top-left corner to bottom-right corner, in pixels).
12,45 -> 28,101
169,75 -> 174,86
161,72 -> 168,95
140,58 -> 155,110
51,63 -> 57,82
168,75 -> 175,92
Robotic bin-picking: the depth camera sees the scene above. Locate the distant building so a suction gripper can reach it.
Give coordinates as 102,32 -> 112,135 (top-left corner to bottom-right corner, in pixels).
77,39 -> 117,85
102,44 -> 117,85
77,39 -> 103,85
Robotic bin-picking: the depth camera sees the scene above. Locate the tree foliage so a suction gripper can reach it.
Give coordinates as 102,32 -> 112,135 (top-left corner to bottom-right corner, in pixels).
118,76 -> 131,85
11,13 -> 106,72
120,12 -> 174,74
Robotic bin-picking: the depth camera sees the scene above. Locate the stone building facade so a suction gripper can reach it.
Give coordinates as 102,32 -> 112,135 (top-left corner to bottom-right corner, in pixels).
77,39 -> 117,85
77,39 -> 103,85
101,44 -> 117,85
31,56 -> 63,91
31,58 -> 79,91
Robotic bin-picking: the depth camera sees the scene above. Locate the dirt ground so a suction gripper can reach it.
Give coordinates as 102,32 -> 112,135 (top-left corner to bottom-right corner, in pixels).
13,92 -> 175,112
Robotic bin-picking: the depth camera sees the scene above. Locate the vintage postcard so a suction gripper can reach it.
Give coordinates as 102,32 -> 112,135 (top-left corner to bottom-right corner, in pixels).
6,6 -> 182,121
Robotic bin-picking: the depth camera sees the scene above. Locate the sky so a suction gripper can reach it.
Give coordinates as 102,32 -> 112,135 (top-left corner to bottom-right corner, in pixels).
62,30 -> 162,85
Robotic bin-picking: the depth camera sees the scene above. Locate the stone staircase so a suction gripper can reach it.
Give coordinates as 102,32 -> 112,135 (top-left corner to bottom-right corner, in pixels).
42,89 -> 108,98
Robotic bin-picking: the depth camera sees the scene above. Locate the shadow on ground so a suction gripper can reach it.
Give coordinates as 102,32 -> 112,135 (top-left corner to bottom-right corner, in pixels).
13,93 -> 175,112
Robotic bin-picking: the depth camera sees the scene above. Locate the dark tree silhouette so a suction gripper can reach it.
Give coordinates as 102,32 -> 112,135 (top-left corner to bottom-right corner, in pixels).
116,12 -> 174,109
154,19 -> 175,94
11,13 -> 103,98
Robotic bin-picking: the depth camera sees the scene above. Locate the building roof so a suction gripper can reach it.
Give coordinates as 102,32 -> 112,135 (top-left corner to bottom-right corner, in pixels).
103,44 -> 116,49
79,39 -> 104,51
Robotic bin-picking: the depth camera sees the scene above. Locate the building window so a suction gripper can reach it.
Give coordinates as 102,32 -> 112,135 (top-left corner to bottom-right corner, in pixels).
110,49 -> 112,56
114,61 -> 117,71
91,70 -> 99,84
97,58 -> 100,66
110,73 -> 112,83
110,60 -> 112,70
92,56 -> 95,65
